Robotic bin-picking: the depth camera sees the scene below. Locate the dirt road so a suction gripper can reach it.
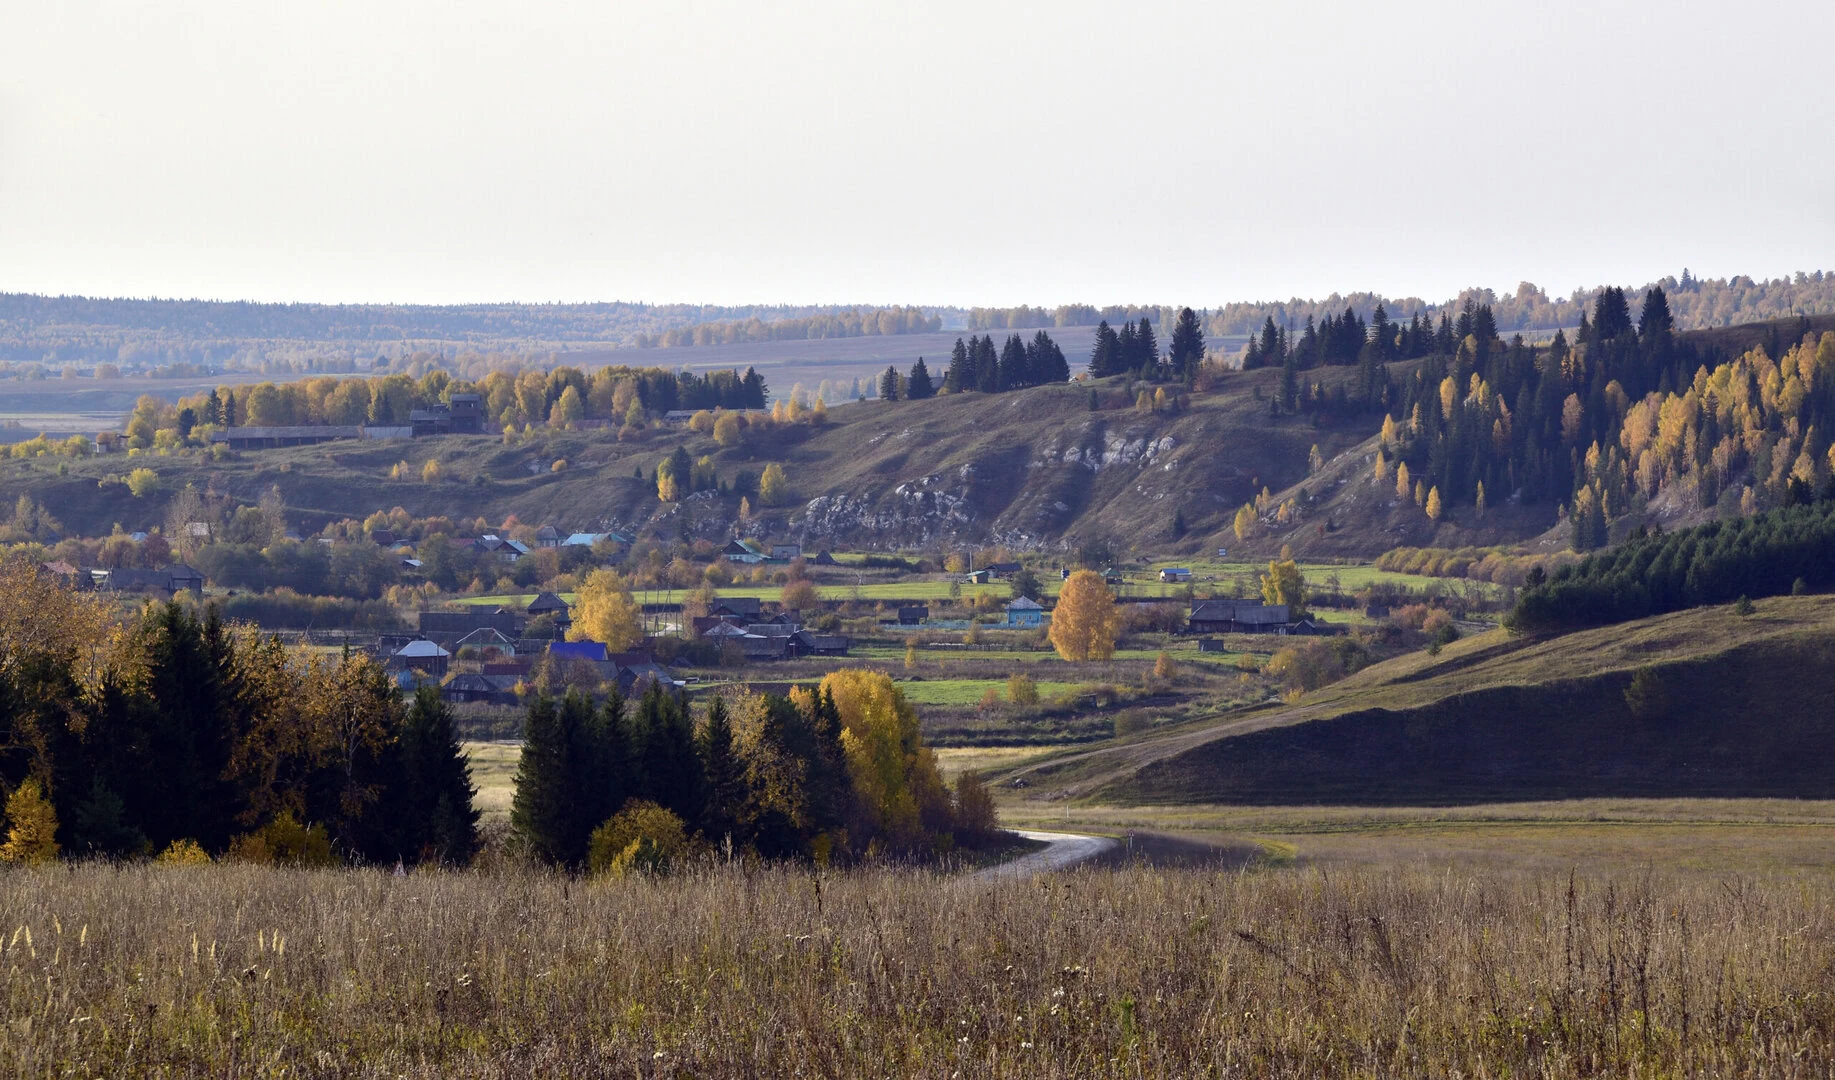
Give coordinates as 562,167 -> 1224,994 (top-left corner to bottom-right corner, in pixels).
968,830 -> 1119,882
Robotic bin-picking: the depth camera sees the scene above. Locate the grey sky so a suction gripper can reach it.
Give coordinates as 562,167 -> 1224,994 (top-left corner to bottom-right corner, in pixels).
1,0 -> 1830,308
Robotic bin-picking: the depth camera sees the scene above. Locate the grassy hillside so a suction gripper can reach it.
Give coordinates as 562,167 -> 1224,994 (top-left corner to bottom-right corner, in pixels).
998,593 -> 1835,804
0,369 -> 1365,551
14,311 -> 1828,553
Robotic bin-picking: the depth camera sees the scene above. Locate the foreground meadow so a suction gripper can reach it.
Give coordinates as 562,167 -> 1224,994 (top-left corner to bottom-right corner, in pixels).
4,861 -> 1835,1077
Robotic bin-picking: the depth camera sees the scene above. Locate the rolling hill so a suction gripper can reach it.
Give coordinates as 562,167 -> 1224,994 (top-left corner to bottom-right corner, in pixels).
995,594 -> 1835,805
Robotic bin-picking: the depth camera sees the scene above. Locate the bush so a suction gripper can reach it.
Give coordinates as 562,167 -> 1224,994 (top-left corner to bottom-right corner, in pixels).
125,467 -> 160,498
952,772 -> 999,847
156,838 -> 212,865
1624,667 -> 1670,721
588,801 -> 688,877
1006,673 -> 1039,705
228,812 -> 336,867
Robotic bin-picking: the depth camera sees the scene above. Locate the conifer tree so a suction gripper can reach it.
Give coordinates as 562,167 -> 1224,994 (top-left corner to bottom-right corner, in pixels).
511,694 -> 593,867
1132,318 -> 1159,375
944,338 -> 972,392
1089,320 -> 1121,377
974,334 -> 1000,393
998,334 -> 1027,390
396,687 -> 480,865
631,683 -> 705,828
1168,307 -> 1206,380
906,357 -> 935,399
698,696 -> 746,845
879,365 -> 900,401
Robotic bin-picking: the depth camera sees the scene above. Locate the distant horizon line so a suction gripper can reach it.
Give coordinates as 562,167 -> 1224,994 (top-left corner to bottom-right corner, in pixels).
2,267 -> 1826,313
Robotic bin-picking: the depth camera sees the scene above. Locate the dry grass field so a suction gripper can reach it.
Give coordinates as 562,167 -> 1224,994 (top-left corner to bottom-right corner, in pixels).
4,860 -> 1835,1076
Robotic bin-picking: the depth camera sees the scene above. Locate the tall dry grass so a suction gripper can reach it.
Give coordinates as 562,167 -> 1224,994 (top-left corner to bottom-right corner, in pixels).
1,861 -> 1833,1076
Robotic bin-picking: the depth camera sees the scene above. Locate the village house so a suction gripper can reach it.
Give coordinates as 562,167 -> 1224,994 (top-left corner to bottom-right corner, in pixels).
1187,599 -> 1291,634
1005,596 -> 1045,628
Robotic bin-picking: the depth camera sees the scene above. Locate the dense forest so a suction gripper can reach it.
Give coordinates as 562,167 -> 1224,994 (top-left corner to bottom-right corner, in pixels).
1507,499 -> 1835,633
0,562 -> 478,865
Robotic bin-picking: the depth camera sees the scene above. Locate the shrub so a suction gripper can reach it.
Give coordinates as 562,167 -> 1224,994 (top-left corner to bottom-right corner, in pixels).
228,812 -> 336,867
1624,667 -> 1670,721
1006,672 -> 1039,705
952,772 -> 999,846
588,801 -> 688,877
156,838 -> 212,865
125,467 -> 160,497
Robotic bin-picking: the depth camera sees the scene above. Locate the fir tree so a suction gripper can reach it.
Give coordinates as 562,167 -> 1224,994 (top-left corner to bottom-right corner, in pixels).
906,357 -> 935,399
944,338 -> 972,392
698,696 -> 746,845
1089,320 -> 1121,377
1167,307 -> 1205,381
879,365 -> 901,401
998,334 -> 1027,390
396,686 -> 480,865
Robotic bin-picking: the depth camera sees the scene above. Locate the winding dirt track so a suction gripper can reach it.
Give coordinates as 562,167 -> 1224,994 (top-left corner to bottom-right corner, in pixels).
968,830 -> 1119,883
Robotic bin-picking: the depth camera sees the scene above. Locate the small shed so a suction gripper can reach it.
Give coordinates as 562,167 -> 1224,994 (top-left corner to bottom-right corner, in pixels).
896,604 -> 929,626
1158,567 -> 1193,583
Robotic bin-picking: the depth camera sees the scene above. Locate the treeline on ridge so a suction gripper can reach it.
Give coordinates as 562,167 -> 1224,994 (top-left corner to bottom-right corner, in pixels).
1507,498 -> 1835,633
636,307 -> 942,348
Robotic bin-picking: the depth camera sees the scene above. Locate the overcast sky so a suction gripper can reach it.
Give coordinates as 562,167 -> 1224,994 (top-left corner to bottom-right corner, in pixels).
1,1 -> 1830,308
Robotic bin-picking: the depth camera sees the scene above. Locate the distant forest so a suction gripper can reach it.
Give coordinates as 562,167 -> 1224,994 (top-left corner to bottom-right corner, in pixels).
963,271 -> 1835,341
4,269 -> 1831,377
0,296 -> 928,371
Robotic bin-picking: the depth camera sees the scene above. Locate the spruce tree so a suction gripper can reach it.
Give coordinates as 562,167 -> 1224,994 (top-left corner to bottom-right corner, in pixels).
397,686 -> 480,865
631,683 -> 705,829
906,357 -> 935,399
511,695 -> 581,866
879,365 -> 900,401
974,335 -> 1000,393
1132,318 -> 1159,376
1030,330 -> 1069,383
1167,307 -> 1205,380
945,338 -> 972,392
998,334 -> 1027,390
698,696 -> 746,846
1089,320 -> 1120,377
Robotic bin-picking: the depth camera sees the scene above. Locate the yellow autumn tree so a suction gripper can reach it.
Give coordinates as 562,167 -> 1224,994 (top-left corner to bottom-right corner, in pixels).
1395,461 -> 1411,501
1373,449 -> 1390,487
1260,557 -> 1308,618
819,669 -> 953,852
0,778 -> 59,864
1425,486 -> 1443,521
547,385 -> 585,429
759,463 -> 788,506
568,569 -> 643,650
1048,569 -> 1121,661
1233,502 -> 1257,541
